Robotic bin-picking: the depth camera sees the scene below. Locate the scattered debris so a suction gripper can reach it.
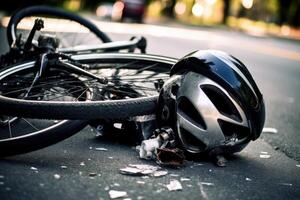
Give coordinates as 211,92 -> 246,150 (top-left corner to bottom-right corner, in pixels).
0,182 -> 4,185
274,146 -> 279,150
262,127 -> 278,134
108,157 -> 114,159
194,163 -> 204,166
170,174 -> 179,177
180,178 -> 191,182
79,171 -> 83,176
153,170 -> 168,177
155,188 -> 164,193
95,148 -> 108,151
156,148 -> 185,166
245,177 -> 252,181
259,154 -> 271,159
199,182 -> 214,186
5,187 -> 11,191
30,167 -> 38,171
198,183 -> 208,200
104,186 -> 110,191
137,196 -> 144,200
186,184 -> 193,188
139,136 -> 163,159
120,164 -> 161,176
89,147 -> 93,150
39,183 -> 45,187
54,174 -> 61,179
260,151 -> 268,154
136,181 -> 146,185
0,175 -> 4,179
209,169 -> 213,172
120,167 -> 144,175
278,183 -> 293,186
213,155 -> 227,167
89,173 -> 97,177
108,190 -> 127,199
113,183 -> 120,187
80,162 -> 85,166
123,198 -> 132,200
166,180 -> 183,191
296,165 -> 300,168
61,165 -> 67,169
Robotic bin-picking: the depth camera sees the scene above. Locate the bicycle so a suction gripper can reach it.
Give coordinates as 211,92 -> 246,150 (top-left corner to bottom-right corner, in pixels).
0,6 -> 176,156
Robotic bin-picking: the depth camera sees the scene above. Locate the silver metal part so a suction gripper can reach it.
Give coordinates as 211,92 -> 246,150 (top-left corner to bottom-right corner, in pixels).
176,72 -> 248,153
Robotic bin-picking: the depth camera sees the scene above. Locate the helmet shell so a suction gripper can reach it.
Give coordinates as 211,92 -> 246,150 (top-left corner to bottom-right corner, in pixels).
157,50 -> 265,155
170,50 -> 265,140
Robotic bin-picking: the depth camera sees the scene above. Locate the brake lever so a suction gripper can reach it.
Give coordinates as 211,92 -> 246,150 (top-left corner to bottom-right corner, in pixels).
24,18 -> 44,51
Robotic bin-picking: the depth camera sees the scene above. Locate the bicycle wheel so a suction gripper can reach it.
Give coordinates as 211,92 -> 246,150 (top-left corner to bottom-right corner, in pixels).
0,63 -> 93,156
0,53 -> 177,120
6,5 -> 111,49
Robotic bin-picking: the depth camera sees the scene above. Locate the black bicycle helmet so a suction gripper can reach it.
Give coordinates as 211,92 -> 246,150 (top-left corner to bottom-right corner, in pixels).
157,50 -> 265,155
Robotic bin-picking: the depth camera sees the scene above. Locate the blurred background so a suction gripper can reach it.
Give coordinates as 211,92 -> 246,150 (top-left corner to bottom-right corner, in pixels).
0,0 -> 299,40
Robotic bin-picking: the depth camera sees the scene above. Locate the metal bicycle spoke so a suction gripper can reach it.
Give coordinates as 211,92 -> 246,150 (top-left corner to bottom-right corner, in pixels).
0,53 -> 176,152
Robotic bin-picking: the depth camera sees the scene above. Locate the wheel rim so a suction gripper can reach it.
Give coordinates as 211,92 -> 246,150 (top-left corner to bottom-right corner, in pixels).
0,53 -> 176,141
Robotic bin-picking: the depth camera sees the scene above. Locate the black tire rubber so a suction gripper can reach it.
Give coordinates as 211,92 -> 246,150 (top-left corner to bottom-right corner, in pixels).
0,53 -> 177,120
0,120 -> 88,157
7,5 -> 112,47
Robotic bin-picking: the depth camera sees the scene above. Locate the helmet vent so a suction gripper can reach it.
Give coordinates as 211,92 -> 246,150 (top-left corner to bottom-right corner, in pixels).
218,119 -> 249,139
177,97 -> 207,130
201,85 -> 242,122
180,127 -> 207,152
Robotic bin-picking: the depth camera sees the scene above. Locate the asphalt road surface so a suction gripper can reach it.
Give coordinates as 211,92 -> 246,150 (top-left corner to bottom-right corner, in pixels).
0,20 -> 300,200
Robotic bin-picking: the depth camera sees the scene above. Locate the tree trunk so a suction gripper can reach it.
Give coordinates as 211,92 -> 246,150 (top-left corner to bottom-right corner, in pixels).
222,0 -> 231,24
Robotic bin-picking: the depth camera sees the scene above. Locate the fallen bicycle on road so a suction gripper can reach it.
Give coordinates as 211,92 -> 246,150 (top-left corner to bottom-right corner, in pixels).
0,6 -> 265,166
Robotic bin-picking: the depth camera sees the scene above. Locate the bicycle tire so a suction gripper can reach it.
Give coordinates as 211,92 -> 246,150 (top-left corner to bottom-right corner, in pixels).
0,53 -> 177,120
7,5 -> 112,47
0,61 -> 96,157
0,120 -> 88,157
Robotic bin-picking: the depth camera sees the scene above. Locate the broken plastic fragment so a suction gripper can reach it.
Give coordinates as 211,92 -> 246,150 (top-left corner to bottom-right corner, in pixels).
136,181 -> 145,184
120,164 -> 160,176
262,127 -> 278,134
245,177 -> 252,181
80,162 -> 85,166
30,167 -> 38,171
108,190 -> 127,199
89,172 -> 97,177
129,164 -> 159,171
153,170 -> 168,177
166,180 -> 183,191
180,178 -> 191,182
95,147 -> 108,151
54,174 -> 61,179
120,167 -> 143,175
296,165 -> 300,168
113,183 -> 120,187
259,154 -> 271,159
156,148 -> 185,166
139,137 -> 162,159
170,174 -> 179,177
199,182 -> 214,186
61,165 -> 67,169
